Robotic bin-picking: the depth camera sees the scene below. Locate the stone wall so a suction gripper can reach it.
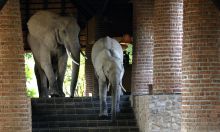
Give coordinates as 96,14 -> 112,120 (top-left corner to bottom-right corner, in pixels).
132,94 -> 181,132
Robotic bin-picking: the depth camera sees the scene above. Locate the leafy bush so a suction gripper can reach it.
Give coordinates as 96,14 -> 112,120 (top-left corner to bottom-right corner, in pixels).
24,52 -> 86,98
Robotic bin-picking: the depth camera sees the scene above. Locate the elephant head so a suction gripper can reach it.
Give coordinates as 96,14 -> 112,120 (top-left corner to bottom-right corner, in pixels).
27,11 -> 81,97
91,36 -> 125,122
28,11 -> 81,65
55,17 -> 81,65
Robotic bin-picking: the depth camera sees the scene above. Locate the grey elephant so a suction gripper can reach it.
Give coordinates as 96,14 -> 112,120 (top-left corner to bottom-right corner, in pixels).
91,36 -> 125,122
27,11 -> 80,97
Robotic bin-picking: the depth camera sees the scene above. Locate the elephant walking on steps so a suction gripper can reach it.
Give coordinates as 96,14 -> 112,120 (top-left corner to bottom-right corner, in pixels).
27,11 -> 81,98
91,36 -> 125,122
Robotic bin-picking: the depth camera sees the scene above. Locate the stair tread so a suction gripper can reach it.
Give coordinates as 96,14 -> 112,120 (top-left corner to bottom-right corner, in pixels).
32,105 -> 132,109
33,126 -> 139,129
32,101 -> 130,105
33,126 -> 138,130
32,120 -> 137,128
33,119 -> 136,122
31,96 -> 130,104
31,96 -> 138,132
32,113 -> 134,116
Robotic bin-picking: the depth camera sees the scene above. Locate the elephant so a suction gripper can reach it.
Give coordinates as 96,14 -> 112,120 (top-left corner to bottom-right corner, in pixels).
27,11 -> 81,98
91,36 -> 125,122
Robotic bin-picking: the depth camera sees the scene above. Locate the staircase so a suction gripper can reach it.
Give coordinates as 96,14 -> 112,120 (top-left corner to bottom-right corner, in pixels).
32,95 -> 139,132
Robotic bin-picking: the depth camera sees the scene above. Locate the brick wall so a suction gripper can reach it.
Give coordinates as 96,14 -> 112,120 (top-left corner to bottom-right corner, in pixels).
182,0 -> 220,131
0,0 -> 31,132
153,0 -> 183,94
131,0 -> 154,95
85,44 -> 96,96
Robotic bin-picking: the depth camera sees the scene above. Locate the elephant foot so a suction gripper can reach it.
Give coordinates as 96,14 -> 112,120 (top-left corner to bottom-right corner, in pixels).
51,94 -> 60,98
99,114 -> 108,119
49,89 -> 62,97
59,91 -> 65,97
116,108 -> 120,113
39,94 -> 49,98
99,110 -> 108,117
70,94 -> 74,98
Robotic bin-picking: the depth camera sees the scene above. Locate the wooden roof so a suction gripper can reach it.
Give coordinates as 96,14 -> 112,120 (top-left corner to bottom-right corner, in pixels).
20,0 -> 132,51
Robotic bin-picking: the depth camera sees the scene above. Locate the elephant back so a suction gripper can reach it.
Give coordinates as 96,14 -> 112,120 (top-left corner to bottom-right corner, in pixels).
91,36 -> 123,64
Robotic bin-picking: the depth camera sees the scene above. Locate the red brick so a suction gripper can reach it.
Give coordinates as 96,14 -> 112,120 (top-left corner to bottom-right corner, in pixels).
131,0 -> 154,95
0,0 -> 31,131
153,0 -> 183,94
182,0 -> 220,131
85,44 -> 97,96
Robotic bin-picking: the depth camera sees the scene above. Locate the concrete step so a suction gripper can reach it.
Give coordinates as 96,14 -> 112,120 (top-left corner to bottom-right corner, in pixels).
32,107 -> 133,115
32,101 -> 131,109
33,120 -> 137,128
32,126 -> 139,132
32,113 -> 135,122
31,95 -> 139,132
31,95 -> 130,105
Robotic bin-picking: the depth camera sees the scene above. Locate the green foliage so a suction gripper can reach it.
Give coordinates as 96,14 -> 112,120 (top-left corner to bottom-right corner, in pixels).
24,52 -> 86,98
125,44 -> 133,64
24,53 -> 32,59
25,53 -> 33,83
63,53 -> 86,97
25,64 -> 32,83
24,53 -> 38,97
26,88 -> 37,98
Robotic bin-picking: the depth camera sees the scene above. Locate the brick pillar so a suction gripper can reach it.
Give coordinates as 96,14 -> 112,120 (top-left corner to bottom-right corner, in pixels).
153,0 -> 183,94
86,16 -> 105,97
85,44 -> 95,96
182,0 -> 220,131
85,16 -> 101,97
0,0 -> 32,132
131,0 -> 154,95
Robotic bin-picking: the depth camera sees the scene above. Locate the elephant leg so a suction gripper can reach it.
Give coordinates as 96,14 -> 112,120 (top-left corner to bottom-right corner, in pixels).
70,60 -> 80,97
116,88 -> 121,113
39,56 -> 60,97
57,52 -> 67,97
28,35 -> 59,97
98,79 -> 108,117
34,63 -> 48,98
111,85 -> 120,122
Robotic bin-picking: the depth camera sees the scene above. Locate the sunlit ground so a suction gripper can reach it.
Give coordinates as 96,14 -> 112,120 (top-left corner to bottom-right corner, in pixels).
24,53 -> 86,98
